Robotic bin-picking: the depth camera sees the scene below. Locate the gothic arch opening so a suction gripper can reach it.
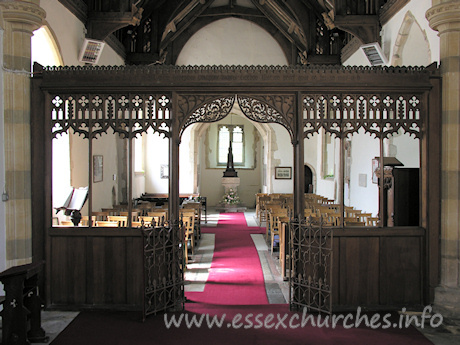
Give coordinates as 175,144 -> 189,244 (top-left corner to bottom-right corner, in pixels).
180,94 -> 294,207
391,11 -> 431,66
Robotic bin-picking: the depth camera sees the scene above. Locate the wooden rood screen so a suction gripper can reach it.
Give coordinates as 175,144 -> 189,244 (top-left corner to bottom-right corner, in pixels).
32,64 -> 440,313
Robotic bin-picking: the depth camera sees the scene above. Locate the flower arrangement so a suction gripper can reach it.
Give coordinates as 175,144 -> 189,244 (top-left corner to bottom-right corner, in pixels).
222,188 -> 240,205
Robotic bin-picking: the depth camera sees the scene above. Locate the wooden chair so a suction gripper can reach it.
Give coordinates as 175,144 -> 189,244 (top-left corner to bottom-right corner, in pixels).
344,216 -> 359,223
136,203 -> 153,216
266,207 -> 287,239
182,202 -> 201,238
95,221 -> 119,227
138,216 -> 154,226
255,193 -> 267,219
101,208 -> 118,216
345,220 -> 366,226
60,220 -> 74,226
147,211 -> 167,226
269,210 -> 288,254
80,216 -> 95,226
91,211 -> 109,221
181,213 -> 195,264
367,217 -> 379,226
278,216 -> 291,279
307,216 -> 333,227
358,213 -> 372,224
326,212 -> 341,226
258,195 -> 272,223
107,215 -> 128,227
316,205 -> 333,215
304,208 -> 314,218
119,211 -> 139,222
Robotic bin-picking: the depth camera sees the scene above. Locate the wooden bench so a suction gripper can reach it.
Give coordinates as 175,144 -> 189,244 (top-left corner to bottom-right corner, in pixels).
0,261 -> 48,345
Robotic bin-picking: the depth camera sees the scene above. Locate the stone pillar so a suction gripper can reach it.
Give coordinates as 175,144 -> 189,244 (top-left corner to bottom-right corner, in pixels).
0,1 -> 45,267
426,0 -> 460,317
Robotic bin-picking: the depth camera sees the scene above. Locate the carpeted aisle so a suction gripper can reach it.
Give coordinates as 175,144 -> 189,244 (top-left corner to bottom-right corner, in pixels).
50,212 -> 433,345
185,212 -> 268,306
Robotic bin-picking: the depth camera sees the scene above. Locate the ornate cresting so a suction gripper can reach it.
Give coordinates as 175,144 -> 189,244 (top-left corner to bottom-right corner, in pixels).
302,93 -> 423,139
290,217 -> 333,314
141,224 -> 184,320
50,93 -> 172,139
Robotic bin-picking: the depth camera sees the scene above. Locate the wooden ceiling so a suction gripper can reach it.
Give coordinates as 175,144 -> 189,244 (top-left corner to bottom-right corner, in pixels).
59,0 -> 409,65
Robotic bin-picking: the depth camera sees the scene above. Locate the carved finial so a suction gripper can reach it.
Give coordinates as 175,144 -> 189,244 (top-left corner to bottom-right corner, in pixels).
299,50 -> 308,65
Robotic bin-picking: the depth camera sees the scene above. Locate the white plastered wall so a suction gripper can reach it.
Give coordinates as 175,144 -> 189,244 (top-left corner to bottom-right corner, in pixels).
174,17 -> 290,206
339,0 -> 434,214
40,0 -> 124,66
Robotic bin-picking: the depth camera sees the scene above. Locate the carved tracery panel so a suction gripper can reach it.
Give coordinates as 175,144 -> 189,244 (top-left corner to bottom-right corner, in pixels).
302,93 -> 422,139
177,94 -> 236,136
237,94 -> 295,139
51,93 -> 172,139
177,94 -> 296,139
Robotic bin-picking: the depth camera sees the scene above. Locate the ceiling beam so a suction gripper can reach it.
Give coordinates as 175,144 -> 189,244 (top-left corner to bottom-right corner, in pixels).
334,15 -> 380,44
160,0 -> 216,52
86,2 -> 144,41
250,0 -> 307,57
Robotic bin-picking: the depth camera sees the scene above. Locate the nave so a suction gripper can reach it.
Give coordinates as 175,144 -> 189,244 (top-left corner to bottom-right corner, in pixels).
21,210 -> 459,345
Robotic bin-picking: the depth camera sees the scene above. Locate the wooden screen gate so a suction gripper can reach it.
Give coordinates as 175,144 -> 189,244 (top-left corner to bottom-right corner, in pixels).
289,218 -> 333,314
141,224 -> 184,320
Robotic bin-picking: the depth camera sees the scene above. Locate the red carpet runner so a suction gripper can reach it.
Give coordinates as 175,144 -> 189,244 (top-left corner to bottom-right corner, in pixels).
50,212 -> 434,345
185,212 -> 268,306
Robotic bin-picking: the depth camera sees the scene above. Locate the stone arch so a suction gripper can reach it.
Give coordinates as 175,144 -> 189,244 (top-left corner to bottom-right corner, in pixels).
304,162 -> 317,194
32,21 -> 64,66
391,11 -> 431,66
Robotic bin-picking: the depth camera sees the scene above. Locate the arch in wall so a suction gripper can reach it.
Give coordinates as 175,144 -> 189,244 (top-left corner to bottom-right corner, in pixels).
304,164 -> 316,193
190,109 -> 275,203
32,23 -> 64,66
178,93 -> 295,200
391,11 -> 431,66
174,17 -> 290,66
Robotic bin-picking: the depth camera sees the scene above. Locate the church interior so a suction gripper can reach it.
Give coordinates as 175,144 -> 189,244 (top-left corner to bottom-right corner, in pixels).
1,0 -> 460,343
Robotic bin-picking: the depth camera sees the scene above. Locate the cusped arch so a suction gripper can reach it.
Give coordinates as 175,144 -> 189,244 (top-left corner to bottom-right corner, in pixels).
178,94 -> 295,140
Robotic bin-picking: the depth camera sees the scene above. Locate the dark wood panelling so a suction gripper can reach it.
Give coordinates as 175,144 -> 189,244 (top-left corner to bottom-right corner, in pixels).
333,229 -> 425,309
379,237 -> 422,305
338,237 -> 380,306
49,237 -> 86,305
47,230 -> 143,310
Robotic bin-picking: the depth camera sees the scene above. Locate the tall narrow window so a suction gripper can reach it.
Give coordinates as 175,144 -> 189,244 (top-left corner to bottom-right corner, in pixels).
218,125 -> 244,165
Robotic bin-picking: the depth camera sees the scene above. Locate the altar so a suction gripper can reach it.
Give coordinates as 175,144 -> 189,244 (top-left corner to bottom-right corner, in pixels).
216,143 -> 246,213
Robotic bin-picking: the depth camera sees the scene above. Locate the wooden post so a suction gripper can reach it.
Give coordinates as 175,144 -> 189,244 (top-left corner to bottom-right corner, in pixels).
293,92 -> 305,220
169,93 -> 180,226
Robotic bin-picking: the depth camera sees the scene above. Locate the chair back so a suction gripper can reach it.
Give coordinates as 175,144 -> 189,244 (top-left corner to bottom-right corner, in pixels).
92,211 -> 109,221
96,221 -> 119,227
107,215 -> 128,227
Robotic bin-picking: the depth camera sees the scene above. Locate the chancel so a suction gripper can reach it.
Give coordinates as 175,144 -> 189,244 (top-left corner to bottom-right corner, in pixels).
1,1 -> 460,344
